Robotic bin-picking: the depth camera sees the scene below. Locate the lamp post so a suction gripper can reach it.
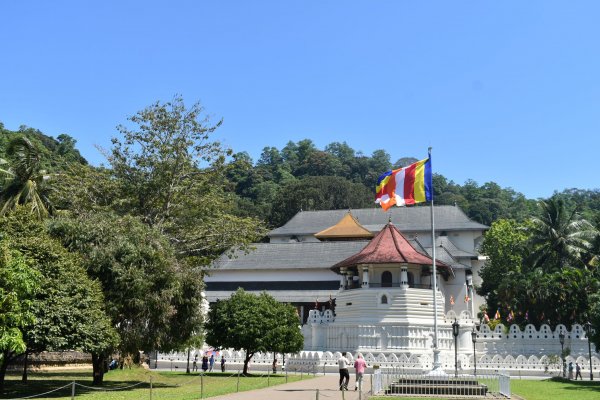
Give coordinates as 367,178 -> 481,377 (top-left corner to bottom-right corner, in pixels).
452,320 -> 460,377
471,328 -> 477,376
585,322 -> 594,380
559,332 -> 565,378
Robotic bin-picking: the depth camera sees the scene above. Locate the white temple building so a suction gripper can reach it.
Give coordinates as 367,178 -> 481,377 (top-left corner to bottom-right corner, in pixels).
198,206 -> 599,375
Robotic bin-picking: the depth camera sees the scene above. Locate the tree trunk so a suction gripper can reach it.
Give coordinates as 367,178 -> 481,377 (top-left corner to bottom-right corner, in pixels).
186,348 -> 191,374
91,353 -> 106,386
0,350 -> 15,390
21,350 -> 29,381
242,351 -> 253,375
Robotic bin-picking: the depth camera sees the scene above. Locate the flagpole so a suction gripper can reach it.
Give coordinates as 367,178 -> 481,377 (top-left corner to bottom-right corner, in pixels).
428,147 -> 443,374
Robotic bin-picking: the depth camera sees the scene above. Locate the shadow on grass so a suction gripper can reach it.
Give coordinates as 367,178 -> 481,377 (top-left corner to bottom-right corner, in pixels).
550,377 -> 600,394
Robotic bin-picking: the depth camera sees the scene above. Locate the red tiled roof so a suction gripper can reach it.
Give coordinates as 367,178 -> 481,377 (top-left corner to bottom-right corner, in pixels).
331,223 -> 450,270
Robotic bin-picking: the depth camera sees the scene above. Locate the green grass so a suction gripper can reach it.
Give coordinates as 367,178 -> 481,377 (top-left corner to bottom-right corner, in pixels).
370,377 -> 600,400
0,367 -> 310,399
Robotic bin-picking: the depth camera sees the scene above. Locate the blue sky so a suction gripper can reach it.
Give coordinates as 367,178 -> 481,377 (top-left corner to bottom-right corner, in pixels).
1,1 -> 599,199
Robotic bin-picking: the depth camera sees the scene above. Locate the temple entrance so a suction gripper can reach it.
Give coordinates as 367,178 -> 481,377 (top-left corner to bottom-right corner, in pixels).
382,271 -> 392,287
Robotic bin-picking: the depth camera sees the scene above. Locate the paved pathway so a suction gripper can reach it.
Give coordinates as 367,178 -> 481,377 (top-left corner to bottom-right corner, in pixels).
210,374 -> 371,400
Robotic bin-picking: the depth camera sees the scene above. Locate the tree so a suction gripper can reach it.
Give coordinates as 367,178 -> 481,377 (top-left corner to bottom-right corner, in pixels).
108,96 -> 265,263
0,208 -> 118,386
50,163 -> 120,215
205,289 -> 303,375
0,137 -> 53,218
270,176 -> 373,226
0,241 -> 39,389
528,198 -> 598,270
48,212 -> 203,368
478,219 -> 530,315
393,157 -> 418,169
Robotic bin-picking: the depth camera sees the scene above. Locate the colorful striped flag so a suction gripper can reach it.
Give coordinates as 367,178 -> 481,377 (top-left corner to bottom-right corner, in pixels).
507,310 -> 514,322
375,157 -> 433,210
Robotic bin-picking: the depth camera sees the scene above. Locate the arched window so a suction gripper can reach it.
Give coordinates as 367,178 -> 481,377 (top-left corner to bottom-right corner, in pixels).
381,295 -> 388,304
381,271 -> 392,287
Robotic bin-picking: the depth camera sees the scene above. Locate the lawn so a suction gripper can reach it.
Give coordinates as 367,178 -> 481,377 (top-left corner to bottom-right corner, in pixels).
0,367 -> 310,399
370,377 -> 600,400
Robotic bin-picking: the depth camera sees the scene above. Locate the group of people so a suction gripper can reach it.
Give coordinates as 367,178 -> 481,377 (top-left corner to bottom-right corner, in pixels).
192,353 -> 227,373
337,352 -> 367,391
567,362 -> 584,380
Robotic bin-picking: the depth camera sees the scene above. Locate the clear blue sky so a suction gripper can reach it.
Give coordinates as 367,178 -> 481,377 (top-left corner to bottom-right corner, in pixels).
1,1 -> 599,199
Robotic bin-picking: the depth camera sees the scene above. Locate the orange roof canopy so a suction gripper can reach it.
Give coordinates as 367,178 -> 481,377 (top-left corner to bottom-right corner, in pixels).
314,212 -> 374,240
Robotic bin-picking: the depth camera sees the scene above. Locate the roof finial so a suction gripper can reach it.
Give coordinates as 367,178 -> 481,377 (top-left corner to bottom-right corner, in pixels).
388,211 -> 393,224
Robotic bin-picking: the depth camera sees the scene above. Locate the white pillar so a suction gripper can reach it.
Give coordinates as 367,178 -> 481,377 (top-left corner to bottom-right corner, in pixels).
340,268 -> 346,289
362,266 -> 369,288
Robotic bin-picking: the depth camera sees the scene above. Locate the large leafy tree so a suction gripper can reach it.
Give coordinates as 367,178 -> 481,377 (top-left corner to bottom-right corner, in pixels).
0,137 -> 53,218
0,241 -> 39,389
107,96 -> 265,263
477,219 -> 530,316
205,289 -> 303,375
49,212 -> 203,364
0,208 -> 118,386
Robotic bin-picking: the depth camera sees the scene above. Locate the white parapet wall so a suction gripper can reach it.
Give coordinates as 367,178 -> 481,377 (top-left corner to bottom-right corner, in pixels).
156,317 -> 598,377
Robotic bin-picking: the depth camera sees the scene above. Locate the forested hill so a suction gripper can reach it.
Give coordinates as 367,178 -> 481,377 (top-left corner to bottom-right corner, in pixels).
2,123 -> 599,227
0,123 -> 87,170
224,139 -> 600,227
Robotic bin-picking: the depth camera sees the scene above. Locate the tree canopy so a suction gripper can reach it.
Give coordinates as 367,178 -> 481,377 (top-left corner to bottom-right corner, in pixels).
477,199 -> 600,335
205,289 -> 303,375
0,208 -> 118,387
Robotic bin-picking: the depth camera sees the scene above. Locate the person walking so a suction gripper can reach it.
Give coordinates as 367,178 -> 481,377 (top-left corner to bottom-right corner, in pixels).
201,355 -> 209,372
575,363 -> 583,380
220,355 -> 226,372
209,354 -> 215,372
568,361 -> 574,380
272,358 -> 278,374
192,354 -> 198,372
338,352 -> 350,391
353,353 -> 367,391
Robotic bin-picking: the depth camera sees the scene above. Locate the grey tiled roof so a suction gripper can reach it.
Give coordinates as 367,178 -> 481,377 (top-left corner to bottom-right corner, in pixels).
211,241 -> 368,270
211,237 -> 472,272
412,238 -> 471,270
437,236 -> 476,258
268,206 -> 488,237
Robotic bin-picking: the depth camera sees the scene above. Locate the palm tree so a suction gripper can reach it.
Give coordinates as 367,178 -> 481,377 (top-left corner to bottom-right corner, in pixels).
527,198 -> 598,271
0,137 -> 53,218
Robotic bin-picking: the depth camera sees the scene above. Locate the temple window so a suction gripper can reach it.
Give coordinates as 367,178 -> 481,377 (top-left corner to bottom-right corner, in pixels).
382,271 -> 392,287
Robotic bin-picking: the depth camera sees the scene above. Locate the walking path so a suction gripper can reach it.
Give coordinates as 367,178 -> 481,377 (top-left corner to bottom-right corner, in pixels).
210,374 -> 371,400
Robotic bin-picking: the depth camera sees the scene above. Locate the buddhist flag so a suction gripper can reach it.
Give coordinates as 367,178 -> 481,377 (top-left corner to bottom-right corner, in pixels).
375,157 -> 433,210
494,310 -> 501,320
